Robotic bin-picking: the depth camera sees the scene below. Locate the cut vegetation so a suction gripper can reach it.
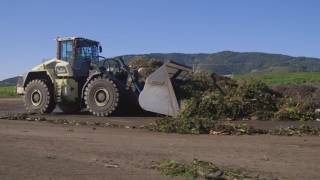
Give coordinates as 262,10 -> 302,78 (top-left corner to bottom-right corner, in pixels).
157,159 -> 278,180
151,70 -> 320,134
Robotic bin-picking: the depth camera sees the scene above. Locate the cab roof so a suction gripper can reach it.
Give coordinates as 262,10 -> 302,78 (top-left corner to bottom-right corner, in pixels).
56,36 -> 99,44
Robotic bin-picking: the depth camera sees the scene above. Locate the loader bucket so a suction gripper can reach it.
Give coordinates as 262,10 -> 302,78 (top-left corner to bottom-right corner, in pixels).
138,61 -> 192,116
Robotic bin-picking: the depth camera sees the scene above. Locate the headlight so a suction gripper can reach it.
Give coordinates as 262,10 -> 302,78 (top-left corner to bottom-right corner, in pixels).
56,66 -> 67,74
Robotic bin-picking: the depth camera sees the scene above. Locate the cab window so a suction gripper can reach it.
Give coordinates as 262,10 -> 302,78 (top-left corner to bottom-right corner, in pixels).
60,41 -> 73,62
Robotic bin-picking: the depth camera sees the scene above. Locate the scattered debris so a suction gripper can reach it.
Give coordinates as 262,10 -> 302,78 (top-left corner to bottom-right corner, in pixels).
104,163 -> 119,168
270,124 -> 320,136
102,160 -> 120,168
46,154 -> 57,160
261,155 -> 270,161
0,113 -> 29,120
67,128 -> 74,132
90,158 -> 120,168
0,113 -> 135,129
209,123 -> 268,135
151,119 -> 320,136
1,112 -> 319,136
157,159 -> 277,180
150,118 -> 267,135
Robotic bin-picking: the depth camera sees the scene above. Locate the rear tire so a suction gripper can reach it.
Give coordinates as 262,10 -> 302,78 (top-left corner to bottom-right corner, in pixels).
84,77 -> 119,116
24,79 -> 55,114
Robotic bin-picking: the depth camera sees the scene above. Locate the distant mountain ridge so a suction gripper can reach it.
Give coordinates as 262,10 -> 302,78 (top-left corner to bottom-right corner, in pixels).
1,51 -> 320,86
0,77 -> 18,87
117,51 -> 320,75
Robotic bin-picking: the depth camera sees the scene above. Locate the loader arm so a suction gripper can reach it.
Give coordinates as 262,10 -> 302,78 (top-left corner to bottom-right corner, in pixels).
138,61 -> 192,117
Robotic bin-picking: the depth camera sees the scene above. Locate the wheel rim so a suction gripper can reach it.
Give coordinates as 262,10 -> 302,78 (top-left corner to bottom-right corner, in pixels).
31,89 -> 42,106
94,88 -> 110,107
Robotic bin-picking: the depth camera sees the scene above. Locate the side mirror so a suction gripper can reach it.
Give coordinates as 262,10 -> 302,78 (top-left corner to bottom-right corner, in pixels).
99,46 -> 103,53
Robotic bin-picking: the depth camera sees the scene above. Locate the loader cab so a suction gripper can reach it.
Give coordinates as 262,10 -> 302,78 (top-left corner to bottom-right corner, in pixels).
57,37 -> 100,78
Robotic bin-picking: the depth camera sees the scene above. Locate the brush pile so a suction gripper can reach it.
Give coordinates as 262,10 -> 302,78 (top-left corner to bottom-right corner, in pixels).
154,70 -> 320,134
128,56 -> 163,82
128,58 -> 320,134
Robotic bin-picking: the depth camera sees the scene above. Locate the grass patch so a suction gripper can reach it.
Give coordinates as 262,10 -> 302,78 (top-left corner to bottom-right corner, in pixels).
235,72 -> 320,85
0,86 -> 17,98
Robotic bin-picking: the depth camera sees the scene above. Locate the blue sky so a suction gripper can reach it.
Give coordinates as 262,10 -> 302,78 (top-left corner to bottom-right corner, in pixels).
0,0 -> 319,80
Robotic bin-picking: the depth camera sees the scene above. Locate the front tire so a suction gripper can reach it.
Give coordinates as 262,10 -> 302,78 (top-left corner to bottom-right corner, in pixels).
24,79 -> 55,114
84,77 -> 119,116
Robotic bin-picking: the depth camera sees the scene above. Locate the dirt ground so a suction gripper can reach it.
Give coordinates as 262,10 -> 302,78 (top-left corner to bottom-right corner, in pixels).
0,98 -> 320,180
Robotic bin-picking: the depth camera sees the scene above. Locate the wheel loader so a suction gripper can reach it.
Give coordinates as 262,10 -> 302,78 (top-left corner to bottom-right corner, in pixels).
16,37 -> 192,117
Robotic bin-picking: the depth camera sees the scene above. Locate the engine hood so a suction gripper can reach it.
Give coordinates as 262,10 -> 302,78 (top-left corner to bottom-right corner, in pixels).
31,58 -> 66,71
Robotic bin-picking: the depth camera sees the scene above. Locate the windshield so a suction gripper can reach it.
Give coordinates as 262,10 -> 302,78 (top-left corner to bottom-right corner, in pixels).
76,45 -> 99,62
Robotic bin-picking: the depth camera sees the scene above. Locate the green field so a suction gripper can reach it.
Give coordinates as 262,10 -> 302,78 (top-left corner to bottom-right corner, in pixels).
235,72 -> 320,85
0,86 -> 17,98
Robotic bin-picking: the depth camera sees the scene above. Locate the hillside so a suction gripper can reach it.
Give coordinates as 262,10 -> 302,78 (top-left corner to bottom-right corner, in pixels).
0,76 -> 18,87
118,51 -> 320,75
1,51 -> 320,86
